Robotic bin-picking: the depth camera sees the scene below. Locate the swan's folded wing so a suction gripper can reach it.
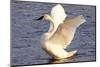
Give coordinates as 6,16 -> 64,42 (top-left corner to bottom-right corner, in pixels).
51,4 -> 67,24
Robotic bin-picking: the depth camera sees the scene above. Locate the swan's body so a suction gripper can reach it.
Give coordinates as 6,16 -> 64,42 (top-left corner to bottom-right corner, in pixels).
39,4 -> 86,59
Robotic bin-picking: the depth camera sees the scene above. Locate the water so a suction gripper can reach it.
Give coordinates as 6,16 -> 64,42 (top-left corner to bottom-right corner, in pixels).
11,1 -> 96,66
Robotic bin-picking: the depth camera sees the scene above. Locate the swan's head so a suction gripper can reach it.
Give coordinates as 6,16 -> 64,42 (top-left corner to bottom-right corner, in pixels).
36,14 -> 51,21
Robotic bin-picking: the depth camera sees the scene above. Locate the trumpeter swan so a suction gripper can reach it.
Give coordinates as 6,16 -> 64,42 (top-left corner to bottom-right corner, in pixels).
37,4 -> 86,59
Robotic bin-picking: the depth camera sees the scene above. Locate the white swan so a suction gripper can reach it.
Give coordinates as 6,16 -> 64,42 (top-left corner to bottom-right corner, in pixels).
37,4 -> 86,59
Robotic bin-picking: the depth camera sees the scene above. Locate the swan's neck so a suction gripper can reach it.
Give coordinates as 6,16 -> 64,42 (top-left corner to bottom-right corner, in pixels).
44,15 -> 59,39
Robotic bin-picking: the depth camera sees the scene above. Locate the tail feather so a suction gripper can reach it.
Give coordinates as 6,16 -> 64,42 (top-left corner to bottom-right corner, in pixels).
42,44 -> 77,59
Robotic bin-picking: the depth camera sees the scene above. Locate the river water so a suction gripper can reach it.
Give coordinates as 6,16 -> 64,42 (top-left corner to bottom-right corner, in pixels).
11,1 -> 96,66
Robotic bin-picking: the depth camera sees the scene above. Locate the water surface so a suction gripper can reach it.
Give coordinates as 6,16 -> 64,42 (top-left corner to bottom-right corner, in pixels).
11,1 -> 96,66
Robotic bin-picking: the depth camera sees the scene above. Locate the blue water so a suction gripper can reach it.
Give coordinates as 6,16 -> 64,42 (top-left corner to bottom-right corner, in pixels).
11,1 -> 96,66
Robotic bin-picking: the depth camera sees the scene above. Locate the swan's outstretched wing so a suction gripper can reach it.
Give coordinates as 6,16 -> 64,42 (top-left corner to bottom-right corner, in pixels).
51,4 -> 67,24
42,15 -> 86,59
48,15 -> 86,48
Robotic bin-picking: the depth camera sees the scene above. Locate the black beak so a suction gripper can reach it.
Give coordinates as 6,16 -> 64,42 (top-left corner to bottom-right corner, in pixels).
35,16 -> 44,20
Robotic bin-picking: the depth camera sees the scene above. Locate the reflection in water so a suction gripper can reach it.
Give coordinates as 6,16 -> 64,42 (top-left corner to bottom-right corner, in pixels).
48,55 -> 75,64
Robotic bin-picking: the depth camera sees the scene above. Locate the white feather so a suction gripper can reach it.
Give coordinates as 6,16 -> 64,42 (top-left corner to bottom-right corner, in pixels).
51,4 -> 67,24
41,4 -> 86,60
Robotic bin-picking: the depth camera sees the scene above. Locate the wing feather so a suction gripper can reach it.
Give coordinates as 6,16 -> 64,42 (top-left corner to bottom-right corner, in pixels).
51,4 -> 67,24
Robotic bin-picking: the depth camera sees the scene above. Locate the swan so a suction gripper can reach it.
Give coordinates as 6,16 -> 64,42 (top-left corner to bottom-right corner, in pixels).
36,4 -> 86,60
